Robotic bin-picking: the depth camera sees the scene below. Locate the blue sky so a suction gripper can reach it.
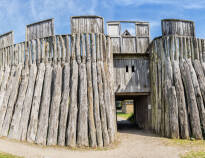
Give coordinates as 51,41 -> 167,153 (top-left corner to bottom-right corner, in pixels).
1,0 -> 205,43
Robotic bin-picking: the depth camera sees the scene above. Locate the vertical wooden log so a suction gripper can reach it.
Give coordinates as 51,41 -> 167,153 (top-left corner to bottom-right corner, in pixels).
58,64 -> 70,146
66,34 -> 78,147
194,38 -> 199,60
1,65 -> 22,136
21,43 -> 25,65
172,61 -> 189,139
179,37 -> 183,62
0,70 -> 3,92
106,36 -> 117,137
150,43 -> 156,132
57,36 -> 61,64
35,51 -> 53,145
37,39 -> 41,64
193,60 -> 205,103
157,39 -> 162,134
60,36 -> 65,64
47,63 -> 62,145
65,35 -> 71,63
175,37 -> 179,62
96,34 -> 110,146
168,86 -> 179,139
53,36 -> 57,64
8,64 -> 29,139
164,58 -> 172,138
160,38 -> 165,137
85,33 -> 97,147
180,60 -> 202,139
187,59 -> 205,133
0,67 -> 11,128
151,40 -> 158,133
198,39 -> 203,62
187,38 -> 191,59
58,35 -> 71,146
101,34 -> 115,143
77,33 -> 89,147
26,63 -> 44,142
202,40 -> 205,62
91,33 -> 103,147
19,42 -> 37,141
183,37 -> 187,59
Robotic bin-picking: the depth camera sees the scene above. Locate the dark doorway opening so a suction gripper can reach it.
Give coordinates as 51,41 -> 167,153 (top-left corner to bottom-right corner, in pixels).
115,94 -> 151,131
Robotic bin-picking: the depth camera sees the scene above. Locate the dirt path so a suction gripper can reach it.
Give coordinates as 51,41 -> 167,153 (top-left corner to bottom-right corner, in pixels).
0,129 -> 187,158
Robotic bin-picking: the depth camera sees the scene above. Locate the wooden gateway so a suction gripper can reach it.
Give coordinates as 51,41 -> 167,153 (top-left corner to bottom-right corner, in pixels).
0,16 -> 204,149
107,21 -> 151,129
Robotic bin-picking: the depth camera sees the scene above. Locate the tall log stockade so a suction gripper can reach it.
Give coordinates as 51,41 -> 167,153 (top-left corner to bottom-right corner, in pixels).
150,35 -> 205,140
0,33 -> 117,147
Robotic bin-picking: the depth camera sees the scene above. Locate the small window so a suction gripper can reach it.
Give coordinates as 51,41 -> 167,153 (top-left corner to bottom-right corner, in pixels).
132,66 -> 135,72
126,65 -> 128,72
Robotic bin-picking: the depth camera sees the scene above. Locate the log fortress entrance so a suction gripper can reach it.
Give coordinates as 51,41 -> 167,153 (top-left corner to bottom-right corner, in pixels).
0,15 -> 204,149
107,21 -> 151,130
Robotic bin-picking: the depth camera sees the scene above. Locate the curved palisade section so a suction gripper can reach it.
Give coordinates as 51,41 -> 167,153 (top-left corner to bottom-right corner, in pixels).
0,33 -> 117,147
150,33 -> 205,139
161,19 -> 195,37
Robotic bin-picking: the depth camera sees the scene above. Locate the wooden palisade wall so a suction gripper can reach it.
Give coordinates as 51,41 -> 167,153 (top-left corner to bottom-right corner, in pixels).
150,19 -> 205,139
0,17 -> 117,148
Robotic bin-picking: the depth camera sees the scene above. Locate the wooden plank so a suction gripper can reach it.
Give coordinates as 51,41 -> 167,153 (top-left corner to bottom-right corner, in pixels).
26,19 -> 54,41
77,34 -> 89,147
47,64 -> 62,146
188,60 -> 205,133
26,63 -> 44,142
66,34 -> 79,147
121,37 -> 136,53
0,67 -> 11,130
85,33 -> 97,147
35,63 -> 53,145
172,61 -> 189,139
8,65 -> 29,139
96,34 -> 109,146
1,65 -> 22,137
0,31 -> 14,48
180,60 -> 202,139
58,63 -> 70,146
90,33 -> 103,147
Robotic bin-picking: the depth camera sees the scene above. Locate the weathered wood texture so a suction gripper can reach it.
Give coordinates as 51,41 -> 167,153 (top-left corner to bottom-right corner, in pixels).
162,19 -> 195,37
0,31 -> 116,147
113,58 -> 150,93
71,16 -> 104,33
26,19 -> 54,41
0,31 -> 14,48
150,30 -> 205,140
107,21 -> 150,54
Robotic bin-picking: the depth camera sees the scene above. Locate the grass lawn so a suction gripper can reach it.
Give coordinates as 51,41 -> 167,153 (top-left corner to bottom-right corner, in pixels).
117,112 -> 133,120
0,152 -> 22,158
167,139 -> 205,158
181,151 -> 205,158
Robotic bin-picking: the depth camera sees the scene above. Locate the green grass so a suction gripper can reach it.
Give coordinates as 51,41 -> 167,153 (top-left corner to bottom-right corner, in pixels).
181,151 -> 205,158
166,139 -> 205,158
117,112 -> 133,120
168,139 -> 205,146
0,152 -> 22,158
